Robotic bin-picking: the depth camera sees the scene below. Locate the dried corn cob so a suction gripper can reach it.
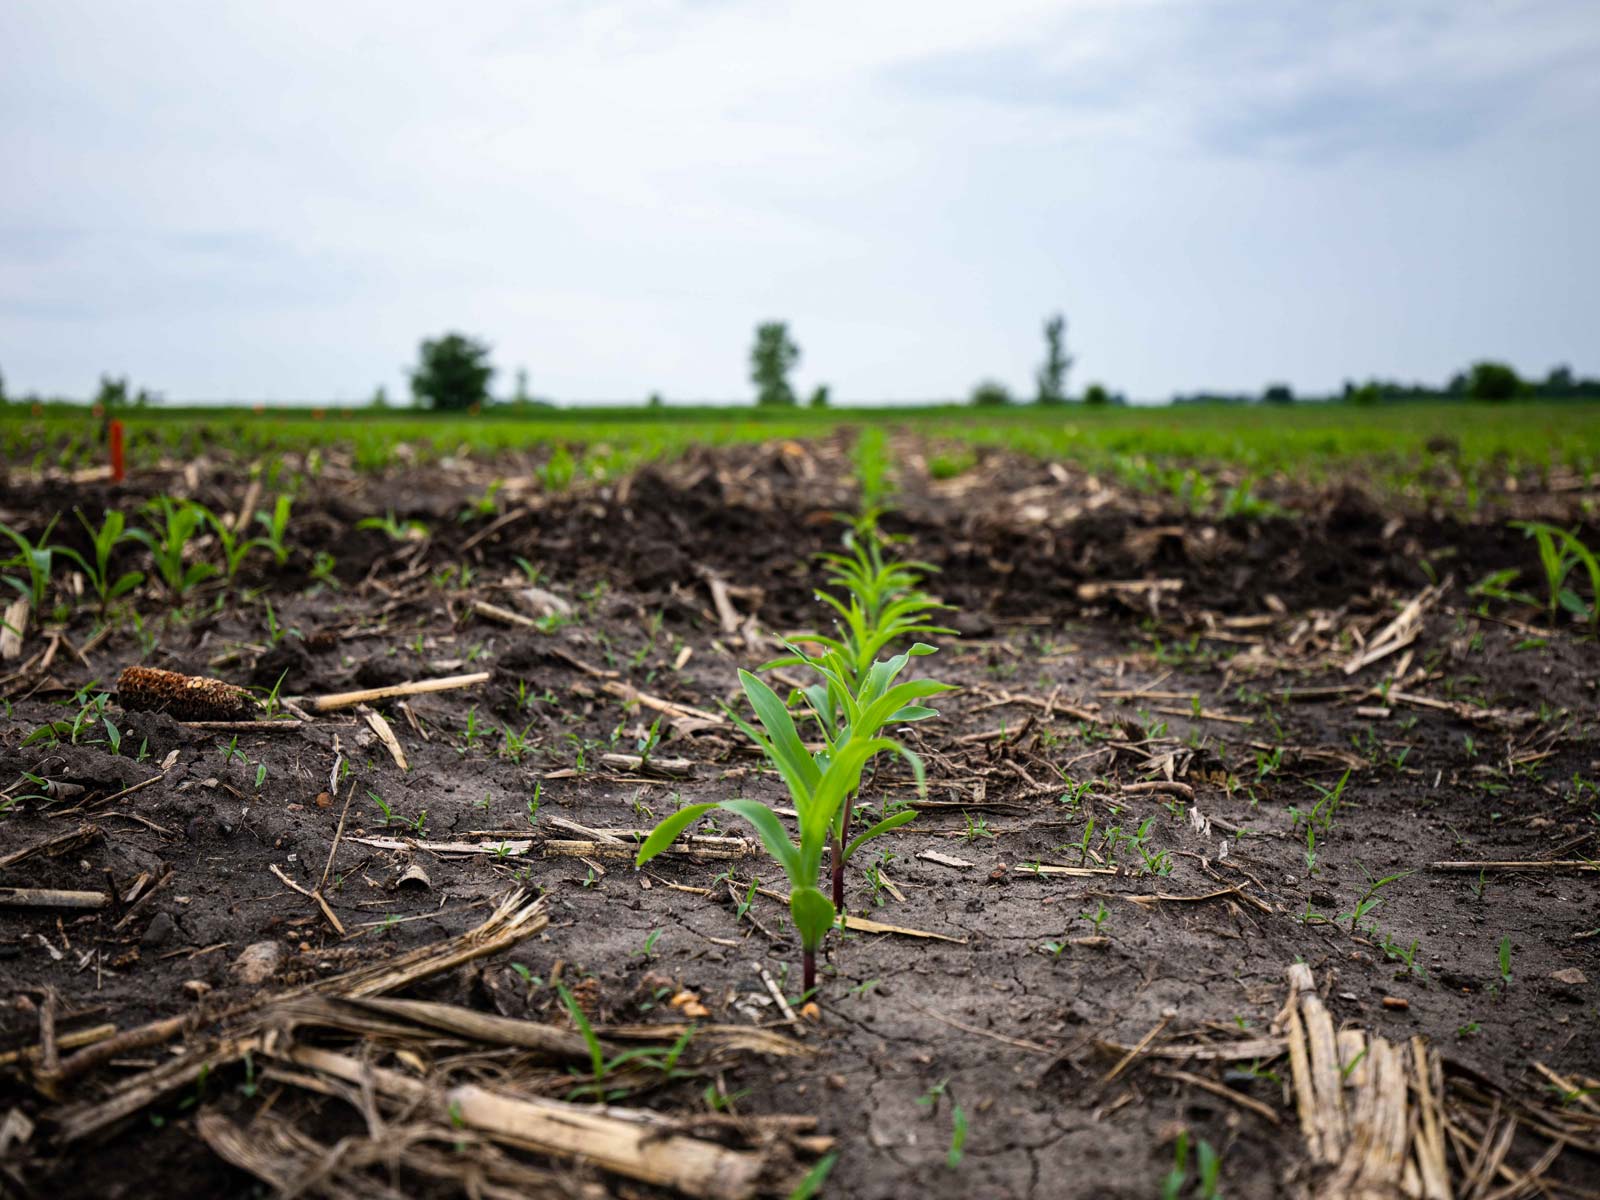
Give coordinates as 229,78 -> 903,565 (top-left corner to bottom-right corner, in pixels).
117,666 -> 256,722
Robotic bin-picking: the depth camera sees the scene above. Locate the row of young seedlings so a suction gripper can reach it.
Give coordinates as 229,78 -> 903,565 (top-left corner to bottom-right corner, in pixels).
1,495 -> 295,622
637,515 -> 954,993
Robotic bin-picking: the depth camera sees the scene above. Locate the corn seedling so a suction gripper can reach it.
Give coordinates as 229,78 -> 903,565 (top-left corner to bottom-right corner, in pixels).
0,515 -> 60,612
131,497 -> 217,598
768,638 -> 953,907
1510,520 -> 1599,629
540,446 -> 576,491
308,550 -> 340,589
356,510 -> 430,542
202,503 -> 270,583
461,478 -> 503,521
253,495 -> 293,564
499,722 -> 534,762
804,531 -> 954,696
1381,934 -> 1426,980
56,509 -> 144,611
849,426 -> 893,534
1162,1130 -> 1222,1200
1338,862 -> 1411,934
556,982 -> 695,1100
788,1153 -> 838,1199
637,656 -> 944,992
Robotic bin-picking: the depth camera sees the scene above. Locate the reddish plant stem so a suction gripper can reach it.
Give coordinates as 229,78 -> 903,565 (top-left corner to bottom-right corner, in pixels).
832,793 -> 856,909
802,949 -> 817,994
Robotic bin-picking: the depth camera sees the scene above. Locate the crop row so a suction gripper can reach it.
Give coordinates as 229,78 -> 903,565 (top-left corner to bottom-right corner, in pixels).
6,402 -> 1600,490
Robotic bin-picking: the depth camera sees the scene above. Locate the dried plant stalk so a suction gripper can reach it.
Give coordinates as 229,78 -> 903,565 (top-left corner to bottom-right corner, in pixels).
47,892 -> 547,1139
118,665 -> 256,721
271,1042 -> 805,1199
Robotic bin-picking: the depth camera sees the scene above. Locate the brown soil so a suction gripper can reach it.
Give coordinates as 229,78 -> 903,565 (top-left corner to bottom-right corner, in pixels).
2,440 -> 1597,1198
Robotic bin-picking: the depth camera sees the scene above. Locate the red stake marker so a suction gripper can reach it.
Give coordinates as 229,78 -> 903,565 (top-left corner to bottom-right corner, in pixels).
109,419 -> 125,483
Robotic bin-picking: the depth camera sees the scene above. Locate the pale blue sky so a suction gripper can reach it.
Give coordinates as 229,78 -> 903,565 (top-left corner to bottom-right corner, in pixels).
1,0 -> 1596,404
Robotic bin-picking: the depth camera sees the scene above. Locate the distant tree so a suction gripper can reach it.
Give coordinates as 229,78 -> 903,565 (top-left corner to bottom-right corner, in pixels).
1348,382 -> 1382,405
970,379 -> 1013,407
1466,361 -> 1527,403
751,322 -> 800,406
410,333 -> 495,412
1544,365 -> 1575,394
1083,382 -> 1110,406
809,384 -> 830,409
371,385 -> 390,409
1035,314 -> 1073,405
0,366 -> 7,405
93,375 -> 131,442
1262,383 -> 1294,405
95,375 -> 130,410
647,391 -> 665,409
512,368 -> 533,407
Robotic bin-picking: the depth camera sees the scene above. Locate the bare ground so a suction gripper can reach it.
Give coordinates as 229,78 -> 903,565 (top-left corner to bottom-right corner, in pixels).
1,439 -> 1597,1197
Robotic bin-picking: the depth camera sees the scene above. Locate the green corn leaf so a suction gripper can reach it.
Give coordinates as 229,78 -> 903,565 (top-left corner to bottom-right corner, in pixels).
755,653 -> 808,671
844,807 -> 918,860
715,798 -> 802,882
859,679 -> 956,734
739,669 -> 820,797
636,799 -> 802,884
634,802 -> 720,866
799,736 -> 911,872
109,570 -> 144,599
789,885 -> 836,952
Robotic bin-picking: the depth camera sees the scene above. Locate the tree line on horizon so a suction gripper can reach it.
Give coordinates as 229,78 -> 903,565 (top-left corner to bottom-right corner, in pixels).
2,323 -> 1597,414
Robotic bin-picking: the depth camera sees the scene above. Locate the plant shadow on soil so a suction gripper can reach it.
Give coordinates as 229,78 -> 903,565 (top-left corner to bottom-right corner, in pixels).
1,439 -> 1597,1198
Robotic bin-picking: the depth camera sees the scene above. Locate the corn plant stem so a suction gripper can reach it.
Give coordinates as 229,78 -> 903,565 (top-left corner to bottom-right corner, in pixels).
831,791 -> 855,909
802,949 -> 817,994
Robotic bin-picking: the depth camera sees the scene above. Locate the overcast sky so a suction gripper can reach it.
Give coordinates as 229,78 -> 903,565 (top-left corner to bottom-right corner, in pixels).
2,0 -> 1596,404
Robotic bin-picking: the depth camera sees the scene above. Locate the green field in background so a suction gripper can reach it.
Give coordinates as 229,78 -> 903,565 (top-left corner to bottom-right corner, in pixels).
5,401 -> 1598,486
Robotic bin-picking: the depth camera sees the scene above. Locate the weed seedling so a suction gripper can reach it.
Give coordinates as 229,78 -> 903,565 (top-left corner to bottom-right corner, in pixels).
946,1105 -> 968,1168
962,811 -> 994,842
1080,900 -> 1110,934
633,928 -> 663,960
1162,1130 -> 1222,1200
